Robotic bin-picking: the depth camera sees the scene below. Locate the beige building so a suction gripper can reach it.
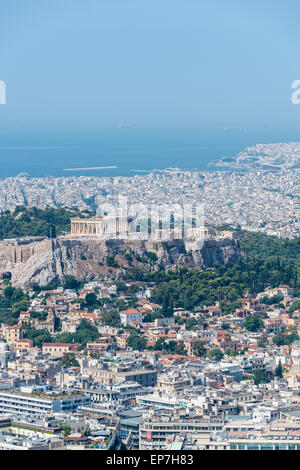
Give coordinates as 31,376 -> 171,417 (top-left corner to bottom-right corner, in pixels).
42,343 -> 72,358
85,363 -> 157,387
15,339 -> 33,351
116,335 -> 129,349
156,371 -> 194,393
3,324 -> 22,346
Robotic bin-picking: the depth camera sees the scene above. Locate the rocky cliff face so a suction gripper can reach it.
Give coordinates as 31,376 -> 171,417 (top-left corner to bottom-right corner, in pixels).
0,236 -> 242,288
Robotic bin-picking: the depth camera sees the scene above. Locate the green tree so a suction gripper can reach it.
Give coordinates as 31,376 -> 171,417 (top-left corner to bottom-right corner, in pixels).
85,293 -> 99,311
73,319 -> 100,346
106,256 -> 119,268
192,341 -> 207,357
24,328 -> 52,348
48,224 -> 57,239
63,275 -> 82,290
274,360 -> 283,379
61,353 -> 80,368
127,333 -> 147,351
244,314 -> 264,332
54,319 -> 101,347
288,301 -> 300,314
273,332 -> 299,347
208,349 -> 224,361
175,343 -> 187,356
102,310 -> 120,327
253,369 -> 266,385
11,298 -> 30,315
61,424 -> 71,437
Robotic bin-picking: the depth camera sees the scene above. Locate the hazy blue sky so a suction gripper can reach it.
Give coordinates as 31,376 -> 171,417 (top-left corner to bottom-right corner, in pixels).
1,0 -> 300,144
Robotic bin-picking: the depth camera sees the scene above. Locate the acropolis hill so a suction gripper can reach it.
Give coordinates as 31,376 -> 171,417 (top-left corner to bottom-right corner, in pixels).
0,226 -> 241,287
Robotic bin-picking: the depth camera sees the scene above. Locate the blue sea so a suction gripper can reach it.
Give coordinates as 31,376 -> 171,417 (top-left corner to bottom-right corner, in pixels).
0,128 -> 298,178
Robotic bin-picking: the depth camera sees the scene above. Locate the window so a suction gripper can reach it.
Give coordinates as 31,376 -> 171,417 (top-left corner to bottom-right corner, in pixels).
247,444 -> 259,450
260,444 -> 273,450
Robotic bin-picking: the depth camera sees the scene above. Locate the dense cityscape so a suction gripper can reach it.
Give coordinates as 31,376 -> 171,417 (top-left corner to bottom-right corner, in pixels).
0,271 -> 300,450
0,164 -> 299,240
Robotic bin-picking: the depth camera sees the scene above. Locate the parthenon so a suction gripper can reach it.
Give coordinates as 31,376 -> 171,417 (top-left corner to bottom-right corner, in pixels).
70,215 -> 133,239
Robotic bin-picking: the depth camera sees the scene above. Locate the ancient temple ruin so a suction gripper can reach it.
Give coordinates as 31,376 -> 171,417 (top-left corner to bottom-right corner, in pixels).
70,215 -> 132,238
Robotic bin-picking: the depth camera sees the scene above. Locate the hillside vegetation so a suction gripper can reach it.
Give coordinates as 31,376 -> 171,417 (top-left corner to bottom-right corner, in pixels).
239,230 -> 300,265
0,206 -> 95,240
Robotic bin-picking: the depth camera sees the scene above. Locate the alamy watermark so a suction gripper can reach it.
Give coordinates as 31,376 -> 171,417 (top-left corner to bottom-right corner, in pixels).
291,80 -> 300,105
0,81 -> 6,104
71,197 -> 207,248
98,198 -> 205,245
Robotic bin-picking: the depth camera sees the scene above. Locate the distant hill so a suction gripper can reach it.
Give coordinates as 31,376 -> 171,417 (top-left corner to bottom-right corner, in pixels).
0,206 -> 95,240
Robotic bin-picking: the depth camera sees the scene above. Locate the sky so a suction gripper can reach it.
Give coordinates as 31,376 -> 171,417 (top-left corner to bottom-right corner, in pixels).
1,0 -> 300,145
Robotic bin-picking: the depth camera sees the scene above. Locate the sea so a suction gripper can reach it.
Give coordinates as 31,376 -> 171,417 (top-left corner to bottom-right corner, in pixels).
0,128 -> 298,178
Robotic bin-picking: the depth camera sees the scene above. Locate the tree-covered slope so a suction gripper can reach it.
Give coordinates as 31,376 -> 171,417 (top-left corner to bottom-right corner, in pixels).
239,230 -> 300,265
0,206 -> 95,240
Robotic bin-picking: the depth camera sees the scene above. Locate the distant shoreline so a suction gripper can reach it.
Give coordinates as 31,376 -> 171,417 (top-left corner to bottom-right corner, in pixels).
63,166 -> 118,171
